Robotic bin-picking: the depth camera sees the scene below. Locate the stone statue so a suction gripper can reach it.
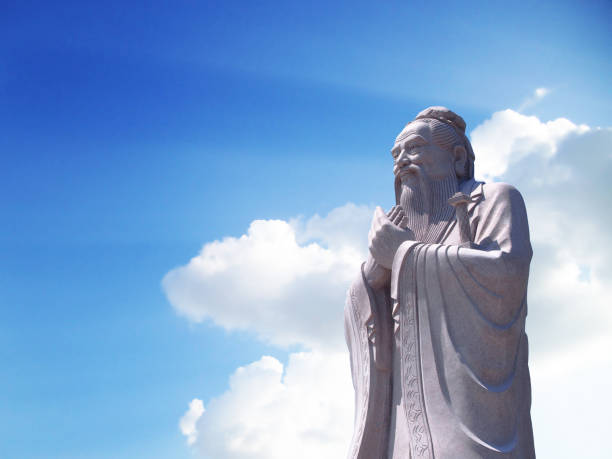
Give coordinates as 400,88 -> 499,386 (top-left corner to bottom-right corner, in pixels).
344,107 -> 535,458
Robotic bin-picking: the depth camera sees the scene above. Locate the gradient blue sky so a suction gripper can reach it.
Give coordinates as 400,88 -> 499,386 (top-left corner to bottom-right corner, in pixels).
2,1 -> 611,458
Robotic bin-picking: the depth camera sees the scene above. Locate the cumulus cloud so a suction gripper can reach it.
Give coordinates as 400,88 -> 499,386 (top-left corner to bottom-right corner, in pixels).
290,203 -> 372,251
162,203 -> 372,349
473,110 -> 612,458
507,126 -> 612,354
164,204 -> 370,457
530,336 -> 612,459
193,351 -> 353,459
180,399 -> 205,446
470,109 -> 589,180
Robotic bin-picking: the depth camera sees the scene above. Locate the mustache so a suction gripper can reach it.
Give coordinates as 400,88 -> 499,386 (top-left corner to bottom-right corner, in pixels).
393,159 -> 423,177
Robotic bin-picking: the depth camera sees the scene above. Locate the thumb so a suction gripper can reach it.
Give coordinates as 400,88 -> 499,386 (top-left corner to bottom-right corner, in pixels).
375,206 -> 389,220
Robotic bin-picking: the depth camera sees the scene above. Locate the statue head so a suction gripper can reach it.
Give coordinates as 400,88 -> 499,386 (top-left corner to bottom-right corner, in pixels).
392,106 -> 475,203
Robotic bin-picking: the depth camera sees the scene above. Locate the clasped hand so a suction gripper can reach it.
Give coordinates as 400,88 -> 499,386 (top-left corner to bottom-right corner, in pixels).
368,205 -> 414,269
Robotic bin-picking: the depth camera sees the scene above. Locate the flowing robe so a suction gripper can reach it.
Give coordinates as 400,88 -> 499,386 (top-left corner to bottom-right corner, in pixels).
344,179 -> 536,458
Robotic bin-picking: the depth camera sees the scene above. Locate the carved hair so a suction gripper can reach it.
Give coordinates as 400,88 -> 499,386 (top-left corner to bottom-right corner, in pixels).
396,106 -> 475,180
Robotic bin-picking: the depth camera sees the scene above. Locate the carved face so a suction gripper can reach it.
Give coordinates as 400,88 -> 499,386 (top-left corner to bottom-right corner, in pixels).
391,121 -> 455,183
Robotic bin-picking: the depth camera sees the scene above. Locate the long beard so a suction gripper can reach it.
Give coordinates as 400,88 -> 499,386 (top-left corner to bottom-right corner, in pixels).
399,172 -> 458,243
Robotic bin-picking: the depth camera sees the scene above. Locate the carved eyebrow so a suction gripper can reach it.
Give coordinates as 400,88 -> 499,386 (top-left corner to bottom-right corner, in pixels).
391,135 -> 427,156
404,135 -> 427,147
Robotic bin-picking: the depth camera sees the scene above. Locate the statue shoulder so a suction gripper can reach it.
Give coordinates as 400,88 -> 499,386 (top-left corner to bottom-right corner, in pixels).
473,181 -> 532,259
480,181 -> 526,206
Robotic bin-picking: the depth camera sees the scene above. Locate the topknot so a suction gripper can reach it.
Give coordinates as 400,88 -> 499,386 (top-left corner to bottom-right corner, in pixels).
415,106 -> 466,134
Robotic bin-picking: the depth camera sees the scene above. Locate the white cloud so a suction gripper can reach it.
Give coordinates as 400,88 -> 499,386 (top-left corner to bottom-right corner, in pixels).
534,87 -> 550,99
164,204 -> 370,457
516,87 -> 553,113
530,332 -> 612,459
291,202 -> 372,252
162,203 -> 372,350
180,399 -> 205,446
194,351 -> 353,459
476,111 -> 612,458
470,109 -> 589,180
503,125 -> 612,351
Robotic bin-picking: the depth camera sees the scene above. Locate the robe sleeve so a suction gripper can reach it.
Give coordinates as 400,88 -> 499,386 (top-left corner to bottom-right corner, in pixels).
344,263 -> 394,458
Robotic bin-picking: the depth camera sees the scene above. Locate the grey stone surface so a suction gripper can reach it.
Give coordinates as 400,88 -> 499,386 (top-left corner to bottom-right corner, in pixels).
345,107 -> 535,458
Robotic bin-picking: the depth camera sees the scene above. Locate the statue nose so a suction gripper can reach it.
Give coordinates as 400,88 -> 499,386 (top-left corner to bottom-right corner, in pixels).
396,150 -> 410,165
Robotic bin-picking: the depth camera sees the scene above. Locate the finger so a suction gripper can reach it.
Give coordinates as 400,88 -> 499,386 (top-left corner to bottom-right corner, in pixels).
388,206 -> 400,221
398,215 -> 409,229
391,208 -> 404,226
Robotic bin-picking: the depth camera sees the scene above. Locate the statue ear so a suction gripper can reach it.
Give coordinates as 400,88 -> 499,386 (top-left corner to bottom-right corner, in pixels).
453,145 -> 467,178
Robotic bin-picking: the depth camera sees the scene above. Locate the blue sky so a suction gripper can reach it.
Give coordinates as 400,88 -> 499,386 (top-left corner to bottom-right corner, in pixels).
2,1 -> 611,458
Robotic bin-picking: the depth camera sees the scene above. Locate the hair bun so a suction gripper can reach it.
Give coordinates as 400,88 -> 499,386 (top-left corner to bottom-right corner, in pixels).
415,106 -> 466,134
